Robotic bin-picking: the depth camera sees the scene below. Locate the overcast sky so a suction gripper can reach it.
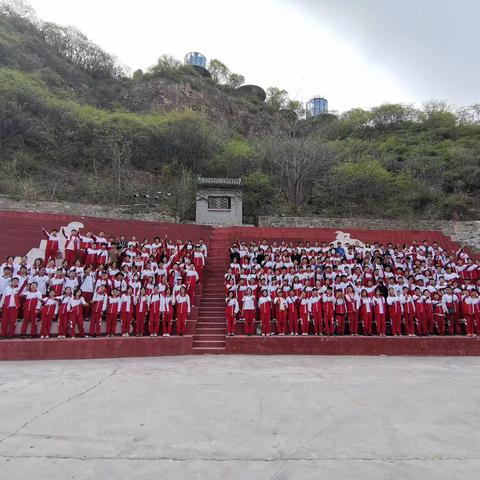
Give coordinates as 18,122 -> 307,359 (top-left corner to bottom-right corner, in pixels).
28,0 -> 478,112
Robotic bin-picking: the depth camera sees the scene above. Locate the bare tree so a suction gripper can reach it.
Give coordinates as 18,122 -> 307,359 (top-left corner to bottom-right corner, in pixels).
106,137 -> 132,204
173,168 -> 194,222
0,0 -> 37,21
255,131 -> 337,211
41,22 -> 124,78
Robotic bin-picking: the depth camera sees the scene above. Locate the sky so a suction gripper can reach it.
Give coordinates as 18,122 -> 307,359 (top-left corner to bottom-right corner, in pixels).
27,0 -> 478,112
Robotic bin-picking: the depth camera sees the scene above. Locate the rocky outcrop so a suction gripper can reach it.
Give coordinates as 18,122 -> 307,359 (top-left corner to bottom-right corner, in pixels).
122,74 -> 295,136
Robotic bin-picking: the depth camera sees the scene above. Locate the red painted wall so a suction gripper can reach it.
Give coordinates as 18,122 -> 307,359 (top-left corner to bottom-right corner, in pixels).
0,210 -> 212,260
0,210 -> 461,260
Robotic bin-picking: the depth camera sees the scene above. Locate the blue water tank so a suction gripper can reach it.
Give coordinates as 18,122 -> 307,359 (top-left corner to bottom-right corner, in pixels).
306,96 -> 328,118
184,52 -> 207,69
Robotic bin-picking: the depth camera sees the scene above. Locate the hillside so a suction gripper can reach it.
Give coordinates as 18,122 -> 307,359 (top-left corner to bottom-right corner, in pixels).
0,2 -> 480,222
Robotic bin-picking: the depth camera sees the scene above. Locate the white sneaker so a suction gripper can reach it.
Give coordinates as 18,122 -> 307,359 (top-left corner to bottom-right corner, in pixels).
40,336 -> 44,339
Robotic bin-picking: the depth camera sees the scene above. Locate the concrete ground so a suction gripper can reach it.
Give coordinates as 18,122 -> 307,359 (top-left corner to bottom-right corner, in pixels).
0,356 -> 479,480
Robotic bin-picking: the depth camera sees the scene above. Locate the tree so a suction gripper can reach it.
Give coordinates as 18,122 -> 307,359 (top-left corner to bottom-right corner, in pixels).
173,167 -> 194,221
370,103 -> 418,129
226,73 -> 244,88
41,22 -> 124,78
0,0 -> 36,21
208,59 -> 230,84
266,87 -> 288,110
255,132 -> 337,210
105,135 -> 132,204
208,59 -> 244,87
242,171 -> 276,219
420,100 -> 457,128
285,99 -> 305,118
149,54 -> 182,76
331,157 -> 394,214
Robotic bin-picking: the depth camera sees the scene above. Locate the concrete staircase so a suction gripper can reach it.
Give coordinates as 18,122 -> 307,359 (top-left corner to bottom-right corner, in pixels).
192,229 -> 231,354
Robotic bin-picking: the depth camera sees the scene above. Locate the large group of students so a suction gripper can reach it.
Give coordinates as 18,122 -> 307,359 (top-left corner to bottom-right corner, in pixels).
0,227 -> 207,339
224,239 -> 480,337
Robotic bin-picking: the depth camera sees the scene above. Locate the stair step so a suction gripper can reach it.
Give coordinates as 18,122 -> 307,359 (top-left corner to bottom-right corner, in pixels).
196,328 -> 226,334
198,321 -> 225,324
193,340 -> 226,348
192,347 -> 226,355
194,335 -> 226,341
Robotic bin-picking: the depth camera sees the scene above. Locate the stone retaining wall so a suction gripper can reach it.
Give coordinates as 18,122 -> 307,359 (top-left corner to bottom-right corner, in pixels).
258,216 -> 480,252
0,196 -> 176,223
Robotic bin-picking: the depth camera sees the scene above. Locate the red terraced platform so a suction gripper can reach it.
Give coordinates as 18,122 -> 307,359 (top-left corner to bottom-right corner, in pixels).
225,336 -> 480,356
0,210 -> 212,260
0,209 -> 475,359
0,336 -> 193,360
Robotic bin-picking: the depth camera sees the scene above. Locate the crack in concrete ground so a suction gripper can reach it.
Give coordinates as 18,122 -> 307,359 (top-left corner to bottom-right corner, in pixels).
0,454 -> 479,463
0,366 -> 120,445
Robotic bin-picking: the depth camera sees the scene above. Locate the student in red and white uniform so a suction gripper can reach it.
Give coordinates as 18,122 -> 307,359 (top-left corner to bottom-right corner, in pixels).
299,290 -> 311,335
89,286 -> 107,337
310,289 -> 323,335
42,228 -> 60,263
358,289 -> 373,336
242,288 -> 256,336
226,291 -> 239,336
442,287 -> 459,335
62,228 -> 80,267
20,282 -> 42,337
286,290 -> 299,336
400,287 -> 416,336
372,289 -> 387,336
172,275 -> 186,297
94,271 -> 110,294
49,269 -> 65,296
461,290 -> 475,336
134,287 -> 149,336
322,288 -> 335,336
432,292 -> 446,335
16,266 -> 30,297
161,287 -> 175,336
120,287 -> 135,336
0,277 -> 21,338
258,289 -> 272,336
345,285 -> 359,335
175,286 -> 190,336
129,274 -> 142,298
273,290 -> 288,335
96,244 -> 110,267
334,290 -> 347,335
106,288 -> 122,337
69,289 -> 88,338
40,290 -> 58,338
185,264 -> 199,306
412,288 -> 424,336
30,267 -> 49,297
148,286 -> 162,336
193,245 -> 205,280
111,272 -> 127,294
387,288 -> 403,336
57,287 -> 73,338
471,290 -> 480,335
64,270 -> 79,293
84,243 -> 98,267
422,290 -> 434,335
